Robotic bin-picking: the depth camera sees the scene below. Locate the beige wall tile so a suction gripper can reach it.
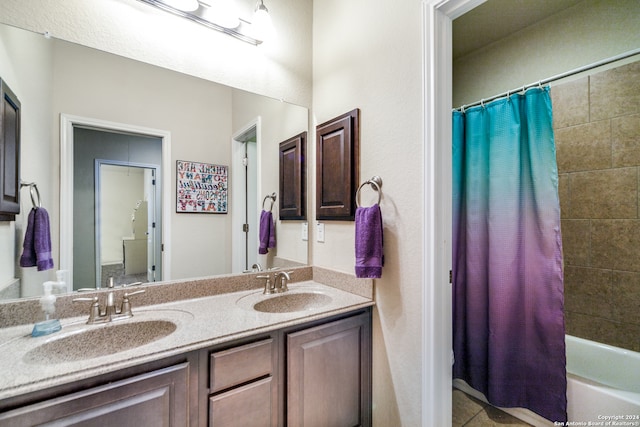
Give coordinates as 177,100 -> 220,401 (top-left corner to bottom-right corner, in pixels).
569,168 -> 637,218
591,219 -> 640,271
611,271 -> 640,326
612,114 -> 640,167
614,322 -> 640,352
565,311 -> 618,347
564,266 -> 612,318
551,77 -> 589,129
555,120 -> 611,172
590,62 -> 640,121
558,173 -> 570,219
561,219 -> 590,266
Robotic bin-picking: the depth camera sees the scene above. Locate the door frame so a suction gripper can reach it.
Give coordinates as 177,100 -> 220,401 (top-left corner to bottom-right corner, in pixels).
60,114 -> 172,291
231,117 -> 262,273
421,0 -> 485,425
94,159 -> 160,288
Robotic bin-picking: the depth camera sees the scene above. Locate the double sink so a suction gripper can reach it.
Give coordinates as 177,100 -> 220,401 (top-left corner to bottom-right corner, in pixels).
22,284 -> 334,364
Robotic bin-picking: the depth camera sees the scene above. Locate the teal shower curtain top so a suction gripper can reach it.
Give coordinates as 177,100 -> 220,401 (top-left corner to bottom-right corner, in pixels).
452,87 -> 567,423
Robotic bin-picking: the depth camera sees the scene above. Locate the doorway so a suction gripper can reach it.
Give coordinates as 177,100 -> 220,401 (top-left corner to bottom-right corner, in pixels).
231,118 -> 261,273
60,114 -> 172,291
95,161 -> 159,288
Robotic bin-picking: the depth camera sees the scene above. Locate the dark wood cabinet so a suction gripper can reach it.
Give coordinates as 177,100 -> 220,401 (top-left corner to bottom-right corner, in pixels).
0,78 -> 21,221
0,362 -> 190,427
287,311 -> 371,427
208,338 -> 278,427
0,309 -> 371,427
315,109 -> 360,221
279,132 -> 306,220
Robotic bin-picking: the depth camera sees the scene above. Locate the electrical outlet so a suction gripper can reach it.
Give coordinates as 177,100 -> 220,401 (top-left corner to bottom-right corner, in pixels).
316,222 -> 325,242
301,222 -> 308,241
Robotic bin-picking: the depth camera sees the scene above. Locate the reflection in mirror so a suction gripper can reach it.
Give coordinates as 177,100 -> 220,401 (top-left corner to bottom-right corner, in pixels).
97,163 -> 159,288
0,22 -> 308,301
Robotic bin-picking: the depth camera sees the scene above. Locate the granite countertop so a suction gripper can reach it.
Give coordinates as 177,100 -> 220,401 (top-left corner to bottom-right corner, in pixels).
0,274 -> 374,402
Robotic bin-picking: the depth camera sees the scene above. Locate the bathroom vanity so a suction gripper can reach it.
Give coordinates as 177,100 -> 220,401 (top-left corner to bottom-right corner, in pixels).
0,268 -> 373,426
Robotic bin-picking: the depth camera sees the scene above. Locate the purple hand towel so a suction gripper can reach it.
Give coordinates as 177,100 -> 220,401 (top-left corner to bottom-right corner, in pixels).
258,209 -> 276,254
20,207 -> 54,271
355,204 -> 384,278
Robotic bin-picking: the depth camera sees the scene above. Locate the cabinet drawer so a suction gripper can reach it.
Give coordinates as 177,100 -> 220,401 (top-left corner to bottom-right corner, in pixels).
209,377 -> 274,427
210,338 -> 273,393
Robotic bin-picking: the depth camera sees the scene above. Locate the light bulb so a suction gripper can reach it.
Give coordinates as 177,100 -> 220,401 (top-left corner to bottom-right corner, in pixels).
202,0 -> 240,29
252,1 -> 274,42
162,0 -> 199,12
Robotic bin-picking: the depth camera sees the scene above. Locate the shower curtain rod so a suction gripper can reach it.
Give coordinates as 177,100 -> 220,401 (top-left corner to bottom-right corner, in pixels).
455,47 -> 640,112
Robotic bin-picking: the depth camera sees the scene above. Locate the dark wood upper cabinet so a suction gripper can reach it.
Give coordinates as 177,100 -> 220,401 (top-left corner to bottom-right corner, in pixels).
0,79 -> 21,221
315,109 -> 360,221
279,132 -> 306,220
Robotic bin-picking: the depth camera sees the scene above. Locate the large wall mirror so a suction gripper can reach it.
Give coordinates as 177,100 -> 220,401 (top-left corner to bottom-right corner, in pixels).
0,21 -> 309,300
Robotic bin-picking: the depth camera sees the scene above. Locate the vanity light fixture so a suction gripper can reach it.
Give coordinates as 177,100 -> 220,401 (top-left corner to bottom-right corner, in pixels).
138,0 -> 273,45
161,0 -> 199,12
252,0 -> 275,42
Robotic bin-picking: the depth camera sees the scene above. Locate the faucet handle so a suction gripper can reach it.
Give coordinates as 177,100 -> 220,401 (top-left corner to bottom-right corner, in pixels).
73,296 -> 100,323
256,274 -> 274,294
120,290 -> 146,317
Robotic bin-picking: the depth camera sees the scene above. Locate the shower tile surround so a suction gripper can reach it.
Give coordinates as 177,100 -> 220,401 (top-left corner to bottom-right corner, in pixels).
553,61 -> 640,352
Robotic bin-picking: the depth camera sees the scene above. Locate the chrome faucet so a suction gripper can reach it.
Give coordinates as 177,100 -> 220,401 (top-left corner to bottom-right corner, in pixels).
73,277 -> 145,324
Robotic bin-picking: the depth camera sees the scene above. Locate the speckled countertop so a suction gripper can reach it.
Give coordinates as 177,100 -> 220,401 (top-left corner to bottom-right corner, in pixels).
0,267 -> 374,402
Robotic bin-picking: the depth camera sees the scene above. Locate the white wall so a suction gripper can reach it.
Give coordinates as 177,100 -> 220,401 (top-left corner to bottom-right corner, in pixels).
0,25 -> 54,296
232,90 -> 309,266
0,0 -> 312,108
101,166 -> 145,264
312,0 -> 425,424
453,0 -> 640,107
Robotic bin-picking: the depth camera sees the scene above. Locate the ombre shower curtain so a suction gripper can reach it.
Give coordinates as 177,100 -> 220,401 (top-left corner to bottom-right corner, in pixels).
452,87 -> 567,423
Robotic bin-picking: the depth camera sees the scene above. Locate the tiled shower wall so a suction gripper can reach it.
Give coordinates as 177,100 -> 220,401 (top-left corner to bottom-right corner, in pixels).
551,61 -> 640,352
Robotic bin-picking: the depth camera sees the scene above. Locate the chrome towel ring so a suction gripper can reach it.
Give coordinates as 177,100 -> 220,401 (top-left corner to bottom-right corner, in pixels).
20,181 -> 42,208
355,176 -> 383,207
262,192 -> 276,211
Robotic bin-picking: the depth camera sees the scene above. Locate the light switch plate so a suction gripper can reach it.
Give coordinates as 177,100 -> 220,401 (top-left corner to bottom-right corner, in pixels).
302,222 -> 308,241
316,222 -> 325,242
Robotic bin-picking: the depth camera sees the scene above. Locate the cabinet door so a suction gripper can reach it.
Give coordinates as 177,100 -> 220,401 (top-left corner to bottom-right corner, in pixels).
287,311 -> 371,427
0,79 -> 21,220
209,377 -> 275,427
0,362 -> 190,427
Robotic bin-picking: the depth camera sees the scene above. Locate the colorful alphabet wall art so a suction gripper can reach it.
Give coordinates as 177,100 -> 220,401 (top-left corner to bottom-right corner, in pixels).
176,160 -> 228,213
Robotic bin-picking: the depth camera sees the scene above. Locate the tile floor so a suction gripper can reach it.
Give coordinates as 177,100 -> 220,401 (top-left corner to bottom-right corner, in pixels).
453,388 -> 534,427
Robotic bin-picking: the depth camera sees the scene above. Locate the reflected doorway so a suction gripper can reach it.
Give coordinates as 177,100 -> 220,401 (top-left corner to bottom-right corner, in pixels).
96,162 -> 159,288
231,119 -> 260,273
72,126 -> 163,289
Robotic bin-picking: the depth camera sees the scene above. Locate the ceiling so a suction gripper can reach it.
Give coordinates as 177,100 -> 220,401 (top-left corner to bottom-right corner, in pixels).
453,0 -> 585,60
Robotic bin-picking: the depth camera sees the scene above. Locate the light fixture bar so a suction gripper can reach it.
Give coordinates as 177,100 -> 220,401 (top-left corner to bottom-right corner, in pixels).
138,0 -> 262,45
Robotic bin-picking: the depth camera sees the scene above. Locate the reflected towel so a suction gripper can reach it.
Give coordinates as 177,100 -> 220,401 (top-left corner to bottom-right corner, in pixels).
19,207 -> 54,271
355,204 -> 383,278
258,209 -> 276,254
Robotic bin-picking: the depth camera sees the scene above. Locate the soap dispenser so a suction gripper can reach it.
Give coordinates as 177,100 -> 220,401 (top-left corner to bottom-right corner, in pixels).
31,280 -> 63,337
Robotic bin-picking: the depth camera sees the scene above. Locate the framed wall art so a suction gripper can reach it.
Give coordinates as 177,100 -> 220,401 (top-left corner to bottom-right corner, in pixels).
176,160 -> 228,213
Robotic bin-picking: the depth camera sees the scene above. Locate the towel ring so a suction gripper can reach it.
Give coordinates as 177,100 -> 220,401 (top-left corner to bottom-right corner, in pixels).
356,176 -> 383,208
262,192 -> 276,211
21,181 -> 42,208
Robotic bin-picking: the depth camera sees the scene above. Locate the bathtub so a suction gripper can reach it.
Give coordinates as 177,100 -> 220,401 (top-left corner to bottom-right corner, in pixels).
565,334 -> 640,424
454,335 -> 640,427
